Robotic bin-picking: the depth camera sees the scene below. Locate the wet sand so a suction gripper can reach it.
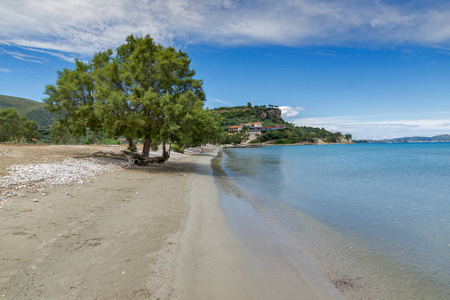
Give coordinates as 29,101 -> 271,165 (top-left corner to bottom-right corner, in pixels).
168,149 -> 345,300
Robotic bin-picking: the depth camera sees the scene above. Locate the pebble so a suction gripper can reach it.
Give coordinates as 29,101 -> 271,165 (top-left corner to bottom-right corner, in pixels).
33,199 -> 39,202
0,158 -> 124,205
136,192 -> 139,195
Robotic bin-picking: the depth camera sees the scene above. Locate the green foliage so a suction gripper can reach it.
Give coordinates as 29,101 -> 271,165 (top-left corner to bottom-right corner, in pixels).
220,134 -> 244,145
44,35 -> 221,152
213,103 -> 352,145
99,138 -> 120,145
0,95 -> 55,126
0,95 -> 43,115
171,144 -> 184,153
38,127 -> 52,144
50,120 -> 73,144
22,119 -> 39,143
212,105 -> 285,129
0,108 -> 39,142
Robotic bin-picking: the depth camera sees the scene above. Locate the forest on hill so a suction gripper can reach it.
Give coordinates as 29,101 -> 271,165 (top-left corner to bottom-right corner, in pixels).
212,104 -> 352,145
0,95 -> 54,127
383,134 -> 450,143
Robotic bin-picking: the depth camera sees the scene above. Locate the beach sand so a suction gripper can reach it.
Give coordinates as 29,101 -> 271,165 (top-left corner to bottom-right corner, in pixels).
0,144 -> 198,299
0,144 -> 344,299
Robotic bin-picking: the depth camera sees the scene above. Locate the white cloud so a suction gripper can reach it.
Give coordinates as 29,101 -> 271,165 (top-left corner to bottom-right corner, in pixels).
292,114 -> 450,140
0,67 -> 10,72
279,106 -> 306,119
2,1 -> 450,58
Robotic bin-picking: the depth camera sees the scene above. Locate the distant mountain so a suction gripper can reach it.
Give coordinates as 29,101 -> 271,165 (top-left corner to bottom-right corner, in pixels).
381,134 -> 450,143
0,95 -> 55,126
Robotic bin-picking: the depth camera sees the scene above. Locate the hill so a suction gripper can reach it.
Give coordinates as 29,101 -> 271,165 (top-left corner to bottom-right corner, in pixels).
213,104 -> 285,128
212,104 -> 352,145
0,95 -> 55,126
382,134 -> 450,143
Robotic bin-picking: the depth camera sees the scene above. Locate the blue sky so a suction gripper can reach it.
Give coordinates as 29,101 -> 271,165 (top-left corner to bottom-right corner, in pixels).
1,0 -> 450,139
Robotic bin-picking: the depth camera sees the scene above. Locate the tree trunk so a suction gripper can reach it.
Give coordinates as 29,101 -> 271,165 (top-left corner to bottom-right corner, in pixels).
162,141 -> 167,157
161,141 -> 170,161
142,138 -> 151,157
127,138 -> 137,152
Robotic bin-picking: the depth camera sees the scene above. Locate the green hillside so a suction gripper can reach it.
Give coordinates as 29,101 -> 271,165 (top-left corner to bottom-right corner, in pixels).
212,104 -> 353,144
385,134 -> 450,143
213,104 -> 285,128
0,95 -> 55,126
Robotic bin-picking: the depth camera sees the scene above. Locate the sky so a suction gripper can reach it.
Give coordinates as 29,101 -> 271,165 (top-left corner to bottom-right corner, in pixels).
2,0 -> 450,140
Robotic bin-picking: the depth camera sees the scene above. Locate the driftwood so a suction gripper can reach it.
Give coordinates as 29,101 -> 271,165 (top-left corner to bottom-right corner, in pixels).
72,150 -> 170,166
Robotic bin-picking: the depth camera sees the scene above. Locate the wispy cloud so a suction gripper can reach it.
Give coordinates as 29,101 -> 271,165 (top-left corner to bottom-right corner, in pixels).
291,113 -> 450,140
1,50 -> 47,64
209,98 -> 235,106
2,1 -> 450,58
0,67 -> 10,72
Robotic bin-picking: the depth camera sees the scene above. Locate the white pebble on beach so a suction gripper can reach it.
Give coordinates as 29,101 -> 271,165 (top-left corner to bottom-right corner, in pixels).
0,158 -> 124,205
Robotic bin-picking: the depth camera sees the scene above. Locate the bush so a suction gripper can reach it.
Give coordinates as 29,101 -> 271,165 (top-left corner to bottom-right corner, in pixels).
171,144 -> 184,153
100,138 -> 120,145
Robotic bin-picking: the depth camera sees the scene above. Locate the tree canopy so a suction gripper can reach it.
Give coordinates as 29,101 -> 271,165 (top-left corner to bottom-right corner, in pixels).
0,108 -> 39,143
44,35 -> 221,162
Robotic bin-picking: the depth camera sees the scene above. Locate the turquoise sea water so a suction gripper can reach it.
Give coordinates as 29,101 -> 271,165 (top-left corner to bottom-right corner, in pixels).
215,143 -> 450,299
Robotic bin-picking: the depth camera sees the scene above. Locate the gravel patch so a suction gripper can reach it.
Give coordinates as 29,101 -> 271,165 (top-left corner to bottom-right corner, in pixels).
0,158 -> 125,206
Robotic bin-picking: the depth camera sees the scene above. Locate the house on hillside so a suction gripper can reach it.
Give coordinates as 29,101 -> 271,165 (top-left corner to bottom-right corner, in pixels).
262,125 -> 286,131
228,126 -> 242,134
228,122 -> 285,134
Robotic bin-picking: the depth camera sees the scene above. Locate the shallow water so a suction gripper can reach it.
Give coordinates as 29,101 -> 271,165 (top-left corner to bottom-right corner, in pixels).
214,143 -> 450,299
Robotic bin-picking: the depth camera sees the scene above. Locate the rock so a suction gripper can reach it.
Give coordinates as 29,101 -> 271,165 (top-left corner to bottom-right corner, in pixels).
136,192 -> 139,195
33,199 -> 39,202
65,192 -> 69,195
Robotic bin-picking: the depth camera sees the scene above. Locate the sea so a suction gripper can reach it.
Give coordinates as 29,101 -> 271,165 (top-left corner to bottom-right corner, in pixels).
212,143 -> 450,299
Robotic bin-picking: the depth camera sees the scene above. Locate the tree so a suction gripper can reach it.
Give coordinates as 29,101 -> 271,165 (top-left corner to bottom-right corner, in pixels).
0,108 -> 21,142
0,108 -> 39,143
93,35 -> 210,159
44,59 -> 102,144
50,120 -> 73,144
22,119 -> 39,143
44,34 -> 221,165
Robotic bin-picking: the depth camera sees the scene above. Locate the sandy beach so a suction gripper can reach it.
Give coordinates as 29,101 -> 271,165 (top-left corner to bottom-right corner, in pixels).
0,144 -> 344,299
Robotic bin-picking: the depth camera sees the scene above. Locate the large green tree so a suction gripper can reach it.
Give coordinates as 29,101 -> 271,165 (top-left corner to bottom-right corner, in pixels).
44,34 -> 220,164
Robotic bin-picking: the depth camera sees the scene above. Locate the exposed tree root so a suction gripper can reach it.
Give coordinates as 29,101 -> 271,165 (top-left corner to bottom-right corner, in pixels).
71,150 -> 170,166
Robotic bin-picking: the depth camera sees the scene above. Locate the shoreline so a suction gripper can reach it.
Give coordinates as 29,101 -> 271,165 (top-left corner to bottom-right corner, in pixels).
167,148 -> 345,299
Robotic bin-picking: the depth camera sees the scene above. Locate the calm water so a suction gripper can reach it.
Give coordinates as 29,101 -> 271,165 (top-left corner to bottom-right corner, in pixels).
215,143 -> 450,299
